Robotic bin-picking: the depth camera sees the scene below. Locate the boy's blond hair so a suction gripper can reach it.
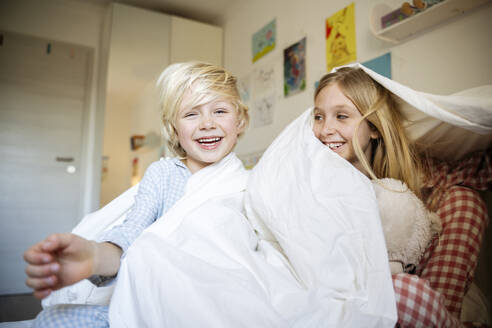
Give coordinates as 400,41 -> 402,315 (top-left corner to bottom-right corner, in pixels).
314,67 -> 424,199
157,62 -> 249,158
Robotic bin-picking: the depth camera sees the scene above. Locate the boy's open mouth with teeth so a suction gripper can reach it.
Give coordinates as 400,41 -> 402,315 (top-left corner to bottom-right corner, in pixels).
196,136 -> 223,150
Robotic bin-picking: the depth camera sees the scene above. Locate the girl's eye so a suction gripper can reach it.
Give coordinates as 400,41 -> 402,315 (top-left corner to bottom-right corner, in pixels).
314,114 -> 323,121
337,113 -> 348,120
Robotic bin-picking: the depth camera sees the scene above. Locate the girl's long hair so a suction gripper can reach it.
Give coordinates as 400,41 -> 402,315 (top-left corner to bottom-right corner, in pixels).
315,67 -> 425,199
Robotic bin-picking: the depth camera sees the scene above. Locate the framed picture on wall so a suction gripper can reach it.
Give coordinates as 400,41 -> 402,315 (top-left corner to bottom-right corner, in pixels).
326,3 -> 356,71
252,19 -> 276,63
284,37 -> 306,97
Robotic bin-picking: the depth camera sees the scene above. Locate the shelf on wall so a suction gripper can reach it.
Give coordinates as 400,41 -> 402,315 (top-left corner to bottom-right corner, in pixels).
370,0 -> 491,43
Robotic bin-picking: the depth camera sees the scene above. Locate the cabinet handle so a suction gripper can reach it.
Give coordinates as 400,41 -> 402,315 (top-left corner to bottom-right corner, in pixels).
56,157 -> 74,162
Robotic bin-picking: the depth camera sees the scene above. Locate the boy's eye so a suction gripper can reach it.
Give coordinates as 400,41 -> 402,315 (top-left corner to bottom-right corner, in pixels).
215,108 -> 227,114
183,112 -> 197,118
314,114 -> 323,121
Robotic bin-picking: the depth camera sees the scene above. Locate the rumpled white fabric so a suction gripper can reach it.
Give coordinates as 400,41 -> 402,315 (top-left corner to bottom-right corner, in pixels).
245,109 -> 397,327
41,184 -> 139,307
40,64 -> 491,321
108,112 -> 397,327
349,63 -> 492,160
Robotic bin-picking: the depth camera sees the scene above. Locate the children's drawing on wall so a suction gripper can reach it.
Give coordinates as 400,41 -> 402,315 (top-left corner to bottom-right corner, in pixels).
253,64 -> 275,96
362,52 -> 392,79
283,37 -> 306,97
239,150 -> 265,170
326,3 -> 356,71
237,74 -> 252,104
251,62 -> 276,127
253,93 -> 275,128
252,19 -> 276,63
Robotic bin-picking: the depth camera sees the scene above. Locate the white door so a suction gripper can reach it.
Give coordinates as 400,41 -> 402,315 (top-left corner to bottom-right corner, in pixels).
0,31 -> 91,294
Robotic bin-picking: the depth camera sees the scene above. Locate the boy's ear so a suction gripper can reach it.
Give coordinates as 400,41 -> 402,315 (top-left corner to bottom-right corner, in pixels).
237,119 -> 246,134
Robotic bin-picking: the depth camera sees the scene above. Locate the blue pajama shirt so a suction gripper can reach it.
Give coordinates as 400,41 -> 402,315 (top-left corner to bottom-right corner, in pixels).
33,158 -> 191,328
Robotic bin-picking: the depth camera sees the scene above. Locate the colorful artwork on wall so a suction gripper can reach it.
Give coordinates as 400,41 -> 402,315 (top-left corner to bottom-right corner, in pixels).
362,52 -> 392,79
283,37 -> 306,97
326,3 -> 356,71
252,19 -> 276,63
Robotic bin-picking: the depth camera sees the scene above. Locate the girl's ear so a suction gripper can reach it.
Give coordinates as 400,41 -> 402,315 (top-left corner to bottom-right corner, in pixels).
369,123 -> 380,140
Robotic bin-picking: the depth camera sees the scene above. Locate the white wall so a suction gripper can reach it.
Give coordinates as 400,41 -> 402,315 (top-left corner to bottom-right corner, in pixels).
221,0 -> 492,156
0,0 -> 107,216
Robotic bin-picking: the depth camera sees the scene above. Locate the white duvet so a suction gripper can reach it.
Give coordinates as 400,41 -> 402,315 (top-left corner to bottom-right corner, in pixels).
108,110 -> 397,327
42,63 -> 492,326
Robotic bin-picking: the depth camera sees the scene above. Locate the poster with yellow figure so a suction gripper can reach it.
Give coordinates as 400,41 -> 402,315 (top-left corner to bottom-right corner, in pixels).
326,3 -> 356,71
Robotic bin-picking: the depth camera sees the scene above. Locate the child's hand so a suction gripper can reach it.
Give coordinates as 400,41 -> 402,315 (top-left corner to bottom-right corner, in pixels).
23,233 -> 96,299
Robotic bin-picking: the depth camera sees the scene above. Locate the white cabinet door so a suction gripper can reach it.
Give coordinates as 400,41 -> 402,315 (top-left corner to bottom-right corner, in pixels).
0,31 -> 91,294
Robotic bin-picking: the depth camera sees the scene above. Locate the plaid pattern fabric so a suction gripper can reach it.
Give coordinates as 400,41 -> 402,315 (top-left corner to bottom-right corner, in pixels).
394,150 -> 491,326
423,149 -> 492,193
33,304 -> 109,328
393,273 -> 462,328
418,186 -> 488,316
98,158 -> 191,253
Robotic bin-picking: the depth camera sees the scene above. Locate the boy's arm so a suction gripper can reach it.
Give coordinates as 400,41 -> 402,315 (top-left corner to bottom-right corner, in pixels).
97,161 -> 166,252
23,233 -> 122,299
85,161 -> 168,286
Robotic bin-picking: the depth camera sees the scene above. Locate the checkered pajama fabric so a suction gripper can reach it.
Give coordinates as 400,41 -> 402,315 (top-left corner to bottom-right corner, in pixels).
393,273 -> 463,328
33,304 -> 109,328
419,187 -> 488,317
393,150 -> 491,327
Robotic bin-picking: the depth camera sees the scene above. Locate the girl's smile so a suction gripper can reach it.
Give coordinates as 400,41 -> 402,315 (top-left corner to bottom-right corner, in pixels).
313,83 -> 378,173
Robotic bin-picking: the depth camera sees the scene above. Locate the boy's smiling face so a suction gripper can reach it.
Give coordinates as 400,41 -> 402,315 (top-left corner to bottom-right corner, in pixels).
175,94 -> 243,173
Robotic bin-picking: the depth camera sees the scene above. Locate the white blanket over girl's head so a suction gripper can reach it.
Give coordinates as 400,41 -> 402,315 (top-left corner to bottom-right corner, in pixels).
349,63 -> 492,160
109,112 -> 397,327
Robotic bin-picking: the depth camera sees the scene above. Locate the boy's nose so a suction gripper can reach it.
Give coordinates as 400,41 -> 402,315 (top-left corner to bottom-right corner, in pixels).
199,116 -> 216,129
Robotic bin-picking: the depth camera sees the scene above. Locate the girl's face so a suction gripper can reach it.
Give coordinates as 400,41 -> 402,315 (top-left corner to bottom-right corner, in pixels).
175,93 -> 243,173
313,83 -> 379,173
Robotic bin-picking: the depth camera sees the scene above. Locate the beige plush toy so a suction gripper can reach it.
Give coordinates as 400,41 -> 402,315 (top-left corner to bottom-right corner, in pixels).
372,178 -> 442,274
